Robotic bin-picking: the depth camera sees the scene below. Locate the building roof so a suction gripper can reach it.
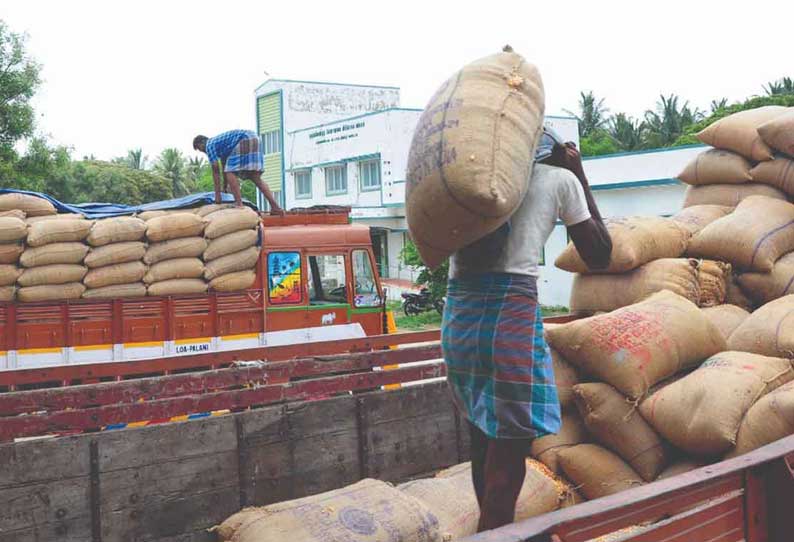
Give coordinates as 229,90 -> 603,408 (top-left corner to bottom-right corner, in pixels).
256,78 -> 401,94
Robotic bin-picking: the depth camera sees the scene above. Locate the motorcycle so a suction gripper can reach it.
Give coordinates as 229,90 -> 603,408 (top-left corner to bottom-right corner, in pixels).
401,288 -> 445,316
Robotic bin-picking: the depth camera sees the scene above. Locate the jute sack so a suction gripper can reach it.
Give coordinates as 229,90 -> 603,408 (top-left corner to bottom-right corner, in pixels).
671,204 -> 733,235
758,109 -> 794,157
18,264 -> 87,287
27,219 -> 92,247
144,237 -> 207,265
87,216 -> 146,246
573,383 -> 670,482
682,183 -> 786,208
84,261 -> 147,289
82,283 -> 147,299
557,444 -> 644,500
137,210 -> 168,221
20,242 -> 88,267
687,196 -> 794,272
639,351 -> 794,455
204,229 -> 258,261
397,476 -> 479,540
656,460 -> 707,481
215,478 -> 440,542
530,411 -> 589,474
551,346 -> 579,411
728,295 -> 794,356
405,47 -> 545,269
0,285 -> 14,302
697,260 -> 730,307
195,203 -> 233,217
18,282 -> 85,302
209,270 -> 257,292
204,207 -> 259,239
727,380 -> 794,458
677,148 -> 753,185
26,213 -> 84,223
85,242 -> 146,269
546,291 -> 726,399
0,265 -> 21,286
726,273 -> 754,311
0,244 -> 23,264
147,278 -> 207,296
144,258 -> 204,284
569,259 -> 699,313
146,213 -> 205,242
738,252 -> 794,305
0,193 -> 56,216
696,105 -> 788,161
0,217 -> 27,243
0,210 -> 25,219
435,460 -> 564,522
556,217 -> 690,274
750,156 -> 794,197
701,305 -> 750,342
204,246 -> 259,280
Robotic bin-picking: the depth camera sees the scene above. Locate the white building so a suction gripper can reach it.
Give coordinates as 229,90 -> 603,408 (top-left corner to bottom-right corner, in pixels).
254,78 -> 705,306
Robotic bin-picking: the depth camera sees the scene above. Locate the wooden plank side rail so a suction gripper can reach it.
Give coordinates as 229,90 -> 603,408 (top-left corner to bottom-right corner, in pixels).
0,362 -> 446,442
0,329 -> 442,389
460,436 -> 794,542
0,344 -> 443,416
0,382 -> 466,542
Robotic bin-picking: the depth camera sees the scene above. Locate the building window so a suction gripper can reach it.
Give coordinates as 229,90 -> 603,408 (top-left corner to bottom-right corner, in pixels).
325,165 -> 347,195
359,160 -> 381,191
295,170 -> 312,199
261,130 -> 281,155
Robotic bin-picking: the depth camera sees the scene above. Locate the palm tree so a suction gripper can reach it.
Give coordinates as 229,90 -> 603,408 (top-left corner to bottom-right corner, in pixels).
608,113 -> 644,151
710,98 -> 728,114
564,91 -> 610,138
764,77 -> 794,96
126,148 -> 146,170
154,148 -> 188,196
187,156 -> 206,186
643,94 -> 703,148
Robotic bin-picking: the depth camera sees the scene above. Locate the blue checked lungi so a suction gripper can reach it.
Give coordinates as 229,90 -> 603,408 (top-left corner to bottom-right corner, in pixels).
441,273 -> 561,440
224,134 -> 264,173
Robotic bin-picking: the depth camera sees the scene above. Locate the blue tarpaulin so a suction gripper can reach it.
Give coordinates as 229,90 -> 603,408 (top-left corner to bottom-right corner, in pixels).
0,189 -> 257,219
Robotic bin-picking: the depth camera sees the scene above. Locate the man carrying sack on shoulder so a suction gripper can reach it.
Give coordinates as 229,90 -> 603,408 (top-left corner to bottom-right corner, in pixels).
442,127 -> 612,531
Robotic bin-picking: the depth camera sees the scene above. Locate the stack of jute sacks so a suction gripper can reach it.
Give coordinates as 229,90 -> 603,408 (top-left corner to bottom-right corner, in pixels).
19,214 -> 93,302
0,193 -> 264,302
534,290 -> 794,504
216,459 -> 580,542
201,206 -> 260,292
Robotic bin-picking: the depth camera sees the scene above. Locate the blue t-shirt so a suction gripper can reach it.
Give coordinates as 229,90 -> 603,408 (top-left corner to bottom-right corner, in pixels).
206,130 -> 256,163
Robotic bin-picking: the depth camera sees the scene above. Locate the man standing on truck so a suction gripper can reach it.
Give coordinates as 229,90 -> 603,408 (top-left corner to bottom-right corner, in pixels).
442,128 -> 612,532
192,130 -> 283,212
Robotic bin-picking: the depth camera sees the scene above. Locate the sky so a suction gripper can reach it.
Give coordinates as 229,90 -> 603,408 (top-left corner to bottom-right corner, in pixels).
2,0 -> 793,162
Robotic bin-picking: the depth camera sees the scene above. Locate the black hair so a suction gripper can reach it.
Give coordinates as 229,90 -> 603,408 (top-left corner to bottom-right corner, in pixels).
193,135 -> 208,151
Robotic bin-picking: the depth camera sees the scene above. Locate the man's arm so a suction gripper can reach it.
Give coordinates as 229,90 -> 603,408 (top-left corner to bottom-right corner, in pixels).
547,143 -> 612,270
211,160 -> 223,204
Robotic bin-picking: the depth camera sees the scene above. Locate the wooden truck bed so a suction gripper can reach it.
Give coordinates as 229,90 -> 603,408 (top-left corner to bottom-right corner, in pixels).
1,326 -> 793,541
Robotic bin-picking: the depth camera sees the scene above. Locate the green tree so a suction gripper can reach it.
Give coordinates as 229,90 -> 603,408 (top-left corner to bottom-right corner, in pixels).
154,147 -> 189,196
580,130 -> 619,156
608,113 -> 644,151
565,91 -> 610,138
643,94 -> 702,148
399,240 -> 448,301
763,77 -> 794,96
710,98 -> 728,114
70,161 -> 172,205
0,21 -> 40,157
127,148 -> 146,170
12,137 -> 74,199
187,155 -> 206,186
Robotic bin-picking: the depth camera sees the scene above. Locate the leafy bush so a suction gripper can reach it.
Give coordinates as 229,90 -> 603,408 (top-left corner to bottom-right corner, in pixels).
399,239 -> 448,300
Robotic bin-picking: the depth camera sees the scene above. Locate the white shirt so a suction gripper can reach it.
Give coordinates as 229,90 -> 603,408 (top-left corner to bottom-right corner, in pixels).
450,163 -> 591,278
